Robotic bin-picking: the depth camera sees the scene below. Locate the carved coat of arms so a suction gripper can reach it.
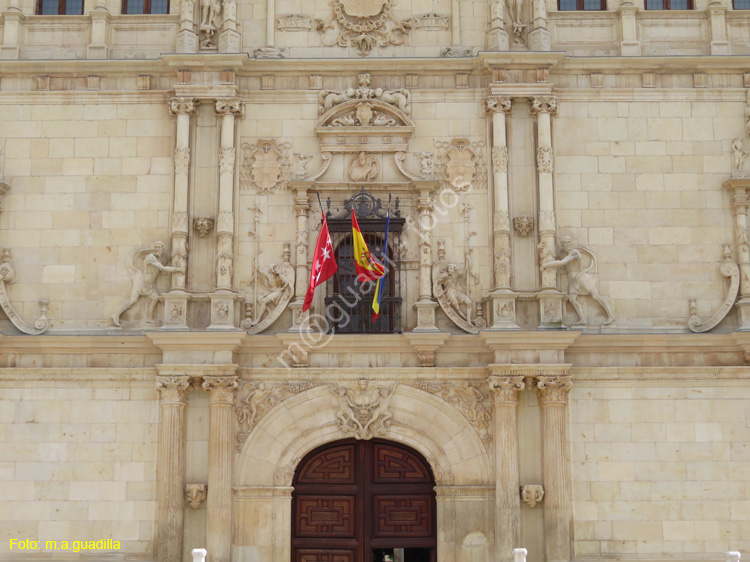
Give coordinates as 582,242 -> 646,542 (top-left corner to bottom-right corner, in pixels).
446,142 -> 476,190
240,139 -> 292,193
251,142 -> 282,192
340,0 -> 386,17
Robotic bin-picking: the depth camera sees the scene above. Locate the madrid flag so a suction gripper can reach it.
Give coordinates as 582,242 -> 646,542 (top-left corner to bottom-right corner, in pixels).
303,212 -> 338,312
351,209 -> 385,283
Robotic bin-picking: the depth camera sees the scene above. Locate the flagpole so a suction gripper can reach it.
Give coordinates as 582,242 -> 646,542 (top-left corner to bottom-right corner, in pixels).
315,191 -> 343,296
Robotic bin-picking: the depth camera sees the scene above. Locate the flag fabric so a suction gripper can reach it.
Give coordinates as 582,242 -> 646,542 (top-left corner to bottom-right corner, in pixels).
372,207 -> 391,322
303,211 -> 338,312
351,209 -> 385,283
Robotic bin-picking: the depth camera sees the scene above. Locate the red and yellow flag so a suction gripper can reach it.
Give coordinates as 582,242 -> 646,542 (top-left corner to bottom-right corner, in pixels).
351,209 -> 385,283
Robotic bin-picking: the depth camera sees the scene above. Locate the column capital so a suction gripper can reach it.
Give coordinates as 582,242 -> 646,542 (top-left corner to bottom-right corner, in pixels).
485,95 -> 513,115
535,374 -> 572,405
202,375 -> 239,404
529,96 -> 558,116
488,375 -> 525,404
156,374 -> 192,404
215,97 -> 244,117
169,97 -> 199,116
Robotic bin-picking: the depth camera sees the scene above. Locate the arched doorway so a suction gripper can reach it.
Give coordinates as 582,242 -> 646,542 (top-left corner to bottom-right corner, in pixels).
292,439 -> 436,562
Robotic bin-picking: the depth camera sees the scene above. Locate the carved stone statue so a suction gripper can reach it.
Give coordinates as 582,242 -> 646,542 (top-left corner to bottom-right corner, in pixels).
330,380 -> 396,440
243,246 -> 295,334
419,152 -> 434,179
348,152 -> 379,182
541,236 -> 615,326
732,138 -> 748,179
433,249 -> 482,334
111,241 -> 184,327
506,0 -> 526,45
199,0 -> 221,49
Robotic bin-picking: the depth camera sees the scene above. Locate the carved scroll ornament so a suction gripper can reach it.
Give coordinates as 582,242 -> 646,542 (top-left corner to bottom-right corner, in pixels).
318,73 -> 411,115
688,245 -> 740,333
0,249 -> 49,335
330,380 -> 396,440
242,246 -> 295,334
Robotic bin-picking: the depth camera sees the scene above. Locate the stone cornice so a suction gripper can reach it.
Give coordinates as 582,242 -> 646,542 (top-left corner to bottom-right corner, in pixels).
488,364 -> 571,377
156,363 -> 239,378
147,332 -> 246,352
0,367 -> 156,382
572,366 -> 750,382
480,331 -> 581,351
0,335 -> 159,355
237,367 -> 489,381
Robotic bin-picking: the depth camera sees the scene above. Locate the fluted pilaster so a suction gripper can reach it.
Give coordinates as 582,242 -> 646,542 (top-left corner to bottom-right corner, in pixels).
155,374 -> 191,562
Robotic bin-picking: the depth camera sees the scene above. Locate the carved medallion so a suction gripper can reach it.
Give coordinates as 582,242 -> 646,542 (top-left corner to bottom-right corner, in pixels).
348,152 -> 380,182
240,139 -> 292,193
446,140 -> 476,191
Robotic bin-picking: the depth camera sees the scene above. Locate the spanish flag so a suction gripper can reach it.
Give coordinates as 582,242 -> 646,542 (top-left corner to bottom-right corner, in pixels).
371,203 -> 390,322
351,209 -> 385,283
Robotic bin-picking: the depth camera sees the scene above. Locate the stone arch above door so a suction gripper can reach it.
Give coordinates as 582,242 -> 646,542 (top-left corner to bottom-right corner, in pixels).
235,383 -> 492,488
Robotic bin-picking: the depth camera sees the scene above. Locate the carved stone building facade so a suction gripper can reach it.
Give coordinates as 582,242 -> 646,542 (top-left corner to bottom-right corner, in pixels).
2,0 -> 750,561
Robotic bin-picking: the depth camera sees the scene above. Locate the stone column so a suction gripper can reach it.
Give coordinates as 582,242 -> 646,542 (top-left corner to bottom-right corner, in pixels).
485,96 -> 519,329
202,373 -> 239,562
289,184 -> 311,331
489,372 -> 525,562
210,98 -> 243,330
413,187 -> 439,331
164,98 -> 198,330
535,374 -> 573,562
618,2 -> 640,56
219,0 -> 240,52
176,0 -> 198,52
155,374 -> 192,562
723,179 -> 750,329
486,0 -> 509,50
530,96 -> 564,329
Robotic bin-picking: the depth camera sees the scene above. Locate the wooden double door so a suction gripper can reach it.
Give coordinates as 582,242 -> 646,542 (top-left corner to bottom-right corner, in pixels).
292,439 -> 437,562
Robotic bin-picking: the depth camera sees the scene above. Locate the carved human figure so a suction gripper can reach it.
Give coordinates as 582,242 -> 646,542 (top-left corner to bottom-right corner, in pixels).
733,138 -> 748,178
250,264 -> 294,326
541,236 -> 615,326
348,152 -> 379,182
201,0 -> 221,28
506,0 -> 525,43
419,152 -> 434,179
435,263 -> 473,324
112,242 -> 185,327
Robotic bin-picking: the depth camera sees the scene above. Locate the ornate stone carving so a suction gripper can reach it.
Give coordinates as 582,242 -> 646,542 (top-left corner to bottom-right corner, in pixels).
485,96 -> 512,115
433,253 -> 483,334
293,153 -> 313,179
240,139 -> 292,193
419,152 -> 434,179
169,97 -> 198,116
492,146 -> 509,174
441,46 -> 473,57
427,456 -> 455,485
535,375 -> 572,404
413,381 -> 492,445
688,245 -> 740,333
513,216 -> 534,236
254,46 -> 289,58
185,484 -> 207,508
330,380 -> 396,440
274,457 -> 301,485
529,96 -> 558,115
193,217 -> 215,238
277,14 -> 313,31
414,13 -> 449,30
541,236 -> 615,326
318,73 -> 411,115
315,0 -> 413,56
215,98 -> 244,117
308,152 -> 333,180
732,138 -> 749,179
537,146 -> 553,174
201,375 -> 238,403
506,0 -> 526,45
521,485 -> 544,508
242,244 -> 295,333
111,241 -> 184,327
0,249 -> 49,335
174,147 -> 190,176
434,138 -> 486,192
156,375 -> 191,403
235,381 -> 319,450
394,151 -> 421,180
199,0 -> 221,49
488,375 -> 525,403
348,151 -> 379,181
219,146 -> 235,176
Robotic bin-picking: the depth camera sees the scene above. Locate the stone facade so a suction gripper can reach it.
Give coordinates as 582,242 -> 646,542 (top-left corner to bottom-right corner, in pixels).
1,0 -> 750,561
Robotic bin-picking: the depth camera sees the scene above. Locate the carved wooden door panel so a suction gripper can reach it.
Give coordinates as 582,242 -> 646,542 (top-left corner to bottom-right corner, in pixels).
292,439 -> 436,562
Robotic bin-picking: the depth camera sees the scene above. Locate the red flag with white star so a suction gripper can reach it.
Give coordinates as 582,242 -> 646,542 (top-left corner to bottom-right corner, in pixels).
303,211 -> 338,312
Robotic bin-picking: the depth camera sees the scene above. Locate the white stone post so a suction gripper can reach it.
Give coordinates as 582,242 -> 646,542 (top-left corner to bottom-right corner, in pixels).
531,96 -> 564,329
202,373 -> 239,562
535,375 -> 573,562
289,185 -> 311,331
486,95 -> 519,329
413,187 -> 439,331
209,98 -> 243,330
723,180 -> 750,329
708,2 -> 730,56
618,2 -> 641,56
514,548 -> 528,562
726,552 -> 742,562
489,373 -> 525,562
155,375 -> 191,562
192,548 -> 208,562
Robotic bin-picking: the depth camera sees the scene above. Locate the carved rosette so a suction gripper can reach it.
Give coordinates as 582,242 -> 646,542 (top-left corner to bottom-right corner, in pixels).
488,375 -> 525,405
169,97 -> 198,116
330,381 -> 396,440
219,147 -> 236,176
156,375 -> 192,404
529,96 -> 558,116
215,98 -> 244,117
492,146 -> 509,175
513,216 -> 534,236
484,96 -> 512,115
537,146 -> 553,174
174,147 -> 190,176
412,381 -> 492,446
535,375 -> 572,405
202,376 -> 239,404
521,484 -> 544,508
193,217 -> 215,237
235,382 -> 319,451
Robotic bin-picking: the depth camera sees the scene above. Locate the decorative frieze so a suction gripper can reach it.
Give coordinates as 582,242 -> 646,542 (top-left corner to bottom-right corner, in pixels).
414,13 -> 450,30
330,381 -> 396,440
412,381 -> 492,445
536,146 -> 553,174
276,14 -> 312,31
